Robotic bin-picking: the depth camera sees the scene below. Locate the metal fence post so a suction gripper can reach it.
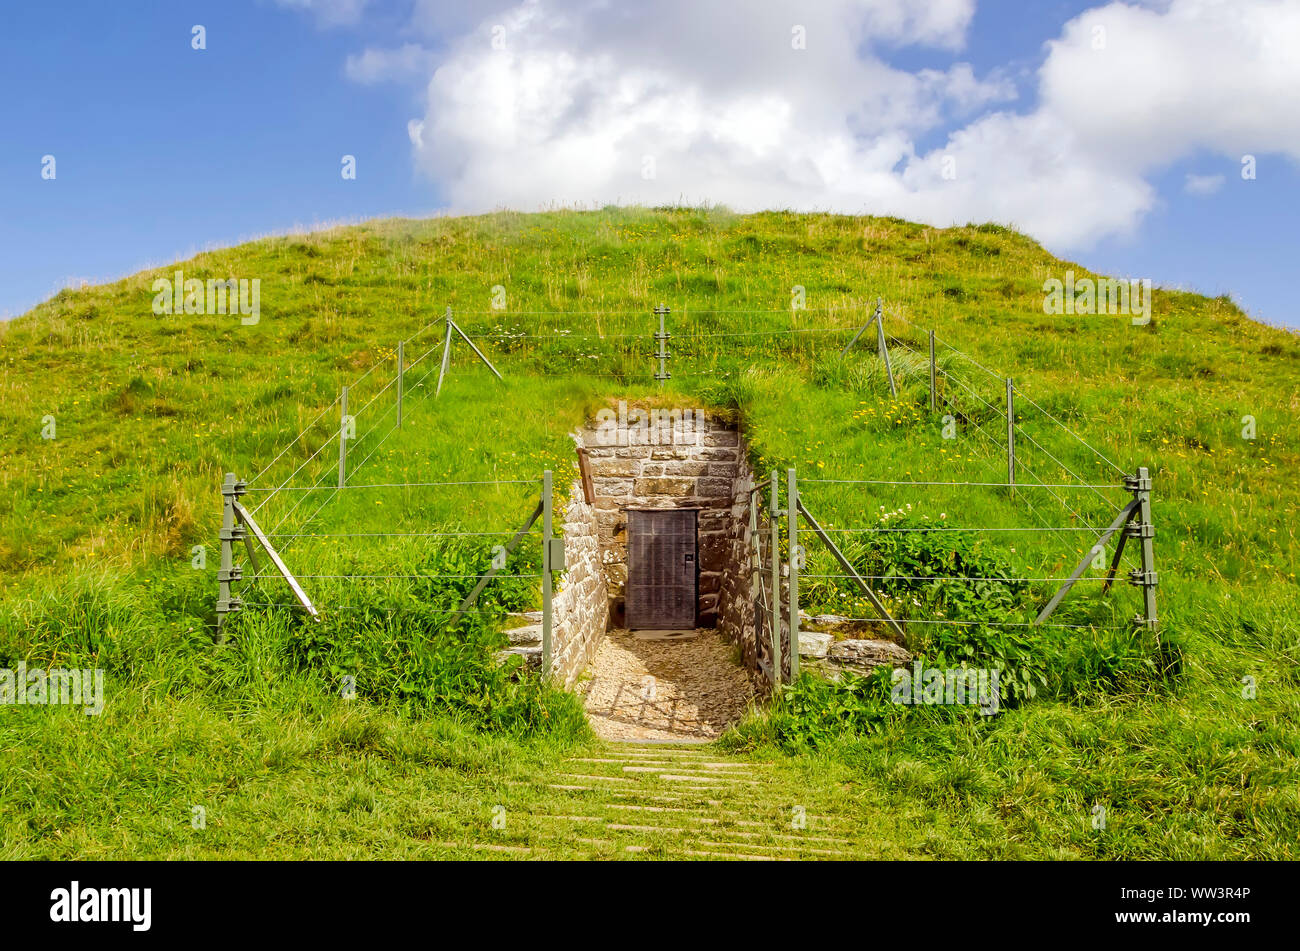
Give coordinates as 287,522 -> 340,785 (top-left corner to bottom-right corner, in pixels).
216,472 -> 244,641
654,303 -> 671,386
1128,466 -> 1158,633
787,467 -> 799,680
396,341 -> 404,429
541,469 -> 554,678
748,486 -> 761,675
748,488 -> 760,603
337,385 -> 349,488
1005,377 -> 1015,496
928,330 -> 937,413
769,471 -> 782,686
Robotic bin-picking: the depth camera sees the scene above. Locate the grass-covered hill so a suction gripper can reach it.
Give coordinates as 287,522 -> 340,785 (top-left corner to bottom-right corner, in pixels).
1,206 -> 1297,859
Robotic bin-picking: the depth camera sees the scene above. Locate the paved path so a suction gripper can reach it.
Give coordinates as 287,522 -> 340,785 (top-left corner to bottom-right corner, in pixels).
577,629 -> 756,741
441,742 -> 881,860
432,633 -> 884,860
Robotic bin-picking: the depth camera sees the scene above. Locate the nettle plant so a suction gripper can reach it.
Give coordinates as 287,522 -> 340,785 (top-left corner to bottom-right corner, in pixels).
802,506 -> 1027,623
801,505 -> 1049,706
259,536 -> 577,733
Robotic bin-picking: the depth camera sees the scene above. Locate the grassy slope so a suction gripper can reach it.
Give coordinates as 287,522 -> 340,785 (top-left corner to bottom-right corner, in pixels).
1,207 -> 1298,858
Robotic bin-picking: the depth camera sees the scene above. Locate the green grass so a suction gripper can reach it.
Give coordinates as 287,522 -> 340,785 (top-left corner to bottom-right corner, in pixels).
1,206 -> 1297,858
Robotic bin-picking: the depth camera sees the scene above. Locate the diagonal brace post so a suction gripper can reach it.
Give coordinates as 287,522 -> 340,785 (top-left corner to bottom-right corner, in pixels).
452,319 -> 503,381
232,500 -> 321,621
840,297 -> 882,356
450,500 -> 543,624
436,305 -> 505,397
797,498 -> 906,642
435,307 -> 454,397
1034,498 -> 1140,625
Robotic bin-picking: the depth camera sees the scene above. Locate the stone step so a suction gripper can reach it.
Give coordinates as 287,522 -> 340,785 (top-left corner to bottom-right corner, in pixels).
570,757 -> 753,768
656,773 -> 758,785
608,791 -> 723,806
621,765 -> 760,777
604,804 -> 760,822
505,623 -> 543,646
557,773 -> 637,784
532,813 -> 856,848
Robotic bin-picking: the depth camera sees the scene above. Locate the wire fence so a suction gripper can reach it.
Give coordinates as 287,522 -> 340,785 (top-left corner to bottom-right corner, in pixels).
220,297 -> 1156,654
220,472 -> 554,660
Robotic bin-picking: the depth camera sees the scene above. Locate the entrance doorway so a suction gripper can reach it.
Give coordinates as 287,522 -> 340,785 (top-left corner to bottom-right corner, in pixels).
625,508 -> 698,630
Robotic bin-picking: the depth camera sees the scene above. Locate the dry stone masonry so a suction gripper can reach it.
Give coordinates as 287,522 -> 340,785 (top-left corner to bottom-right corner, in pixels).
577,403 -> 742,631
498,482 -> 609,688
507,400 -> 912,693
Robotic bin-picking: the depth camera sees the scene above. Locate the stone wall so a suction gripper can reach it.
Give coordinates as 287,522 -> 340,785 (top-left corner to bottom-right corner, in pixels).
577,405 -> 741,629
548,482 -> 609,688
497,481 -> 609,688
496,407 -> 914,693
562,403 -> 908,696
717,509 -> 914,690
714,459 -> 780,694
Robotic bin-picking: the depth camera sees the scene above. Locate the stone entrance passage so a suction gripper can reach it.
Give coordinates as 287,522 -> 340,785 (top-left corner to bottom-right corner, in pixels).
577,403 -> 747,630
568,401 -> 769,738
578,628 -> 755,741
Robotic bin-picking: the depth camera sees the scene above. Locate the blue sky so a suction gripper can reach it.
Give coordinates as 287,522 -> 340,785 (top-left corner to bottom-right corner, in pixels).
2,0 -> 1296,326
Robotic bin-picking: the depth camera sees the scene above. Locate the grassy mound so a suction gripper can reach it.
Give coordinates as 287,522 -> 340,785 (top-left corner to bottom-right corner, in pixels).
1,206 -> 1297,857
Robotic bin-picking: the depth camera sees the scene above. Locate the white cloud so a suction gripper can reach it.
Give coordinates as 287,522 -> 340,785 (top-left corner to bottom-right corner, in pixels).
345,44 -> 436,84
366,0 -> 1300,249
407,119 -> 425,149
1184,173 -> 1226,195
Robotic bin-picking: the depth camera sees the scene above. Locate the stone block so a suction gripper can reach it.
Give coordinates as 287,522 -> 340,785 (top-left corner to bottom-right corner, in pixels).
506,624 -> 543,646
696,477 -> 732,497
827,639 -> 912,671
699,448 -> 737,461
797,632 -> 833,658
666,461 -> 711,477
497,646 -> 542,670
633,476 -> 696,495
594,458 -> 643,477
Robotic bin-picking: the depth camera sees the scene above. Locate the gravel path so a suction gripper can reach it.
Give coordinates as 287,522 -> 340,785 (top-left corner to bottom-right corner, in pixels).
578,629 -> 756,741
